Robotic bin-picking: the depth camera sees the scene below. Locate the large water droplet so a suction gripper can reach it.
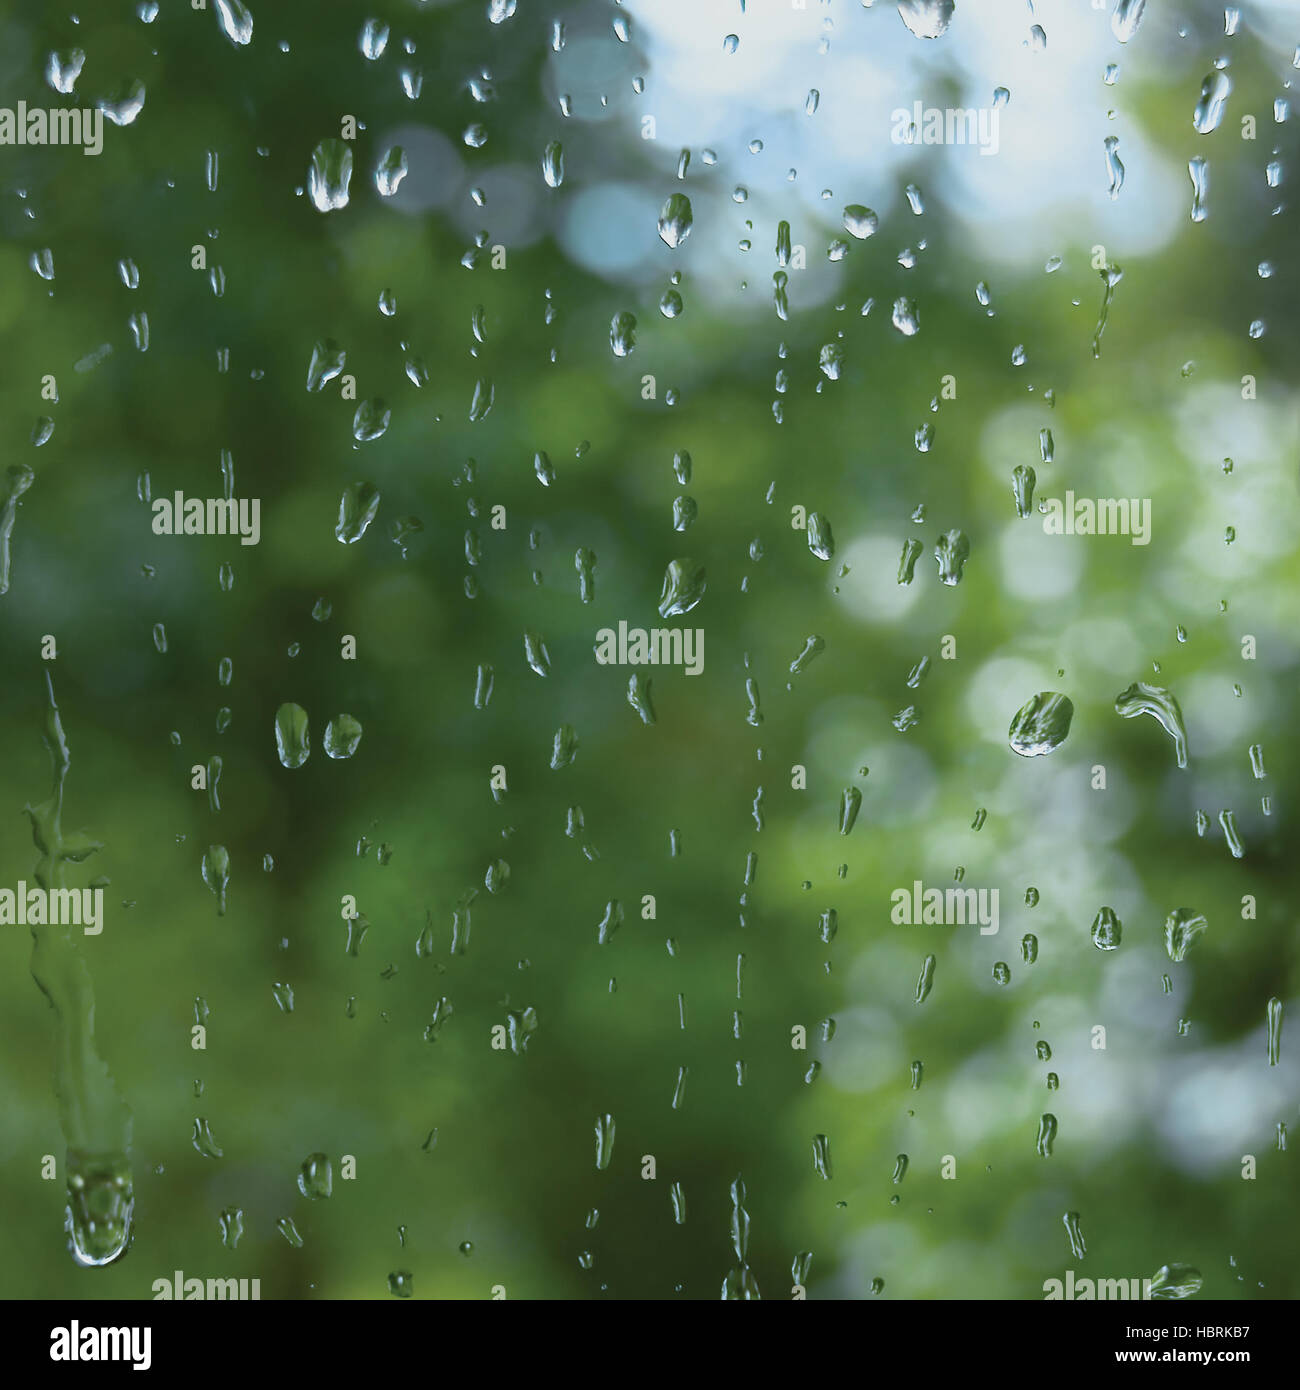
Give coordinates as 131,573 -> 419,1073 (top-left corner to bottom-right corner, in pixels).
1008,692 -> 1074,757
274,703 -> 311,769
308,138 -> 352,213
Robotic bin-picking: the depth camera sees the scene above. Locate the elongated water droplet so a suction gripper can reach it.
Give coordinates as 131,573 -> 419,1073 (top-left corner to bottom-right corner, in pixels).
659,558 -> 706,617
469,378 -> 494,421
892,296 -> 920,336
915,954 -> 935,1003
812,1134 -> 832,1179
277,1216 -> 303,1247
671,1065 -> 688,1110
306,338 -> 345,392
524,632 -> 551,676
359,18 -> 389,59
627,673 -> 655,724
308,138 -> 352,212
0,464 -> 35,597
1188,156 -> 1209,221
336,481 -> 381,543
1063,1211 -> 1086,1258
575,547 -> 596,602
1114,681 -> 1188,768
1103,135 -> 1124,199
1219,809 -> 1244,859
192,1117 -> 224,1158
542,140 -> 564,188
1193,70 -> 1232,134
201,844 -> 230,915
551,724 -> 579,770
375,146 -> 408,196
1164,909 -> 1207,962
214,0 -> 253,45
274,703 -> 310,769
805,512 -> 835,561
1110,0 -> 1146,43
1012,464 -> 1036,517
658,193 -> 693,249
219,1206 -> 243,1248
46,49 -> 86,95
932,529 -> 969,586
1036,1113 -> 1057,1156
610,311 -> 637,357
595,1113 -> 615,1170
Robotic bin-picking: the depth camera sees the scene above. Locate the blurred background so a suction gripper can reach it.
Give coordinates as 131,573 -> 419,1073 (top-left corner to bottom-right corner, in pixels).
0,0 -> 1296,1299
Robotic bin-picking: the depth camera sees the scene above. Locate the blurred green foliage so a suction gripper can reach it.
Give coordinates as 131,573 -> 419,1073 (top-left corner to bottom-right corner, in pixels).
0,0 -> 1296,1300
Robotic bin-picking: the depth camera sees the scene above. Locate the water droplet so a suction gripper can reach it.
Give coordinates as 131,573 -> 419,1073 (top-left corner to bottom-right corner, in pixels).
891,296 -> 920,335
1091,907 -> 1122,950
1193,70 -> 1232,134
1114,681 -> 1188,768
298,1153 -> 333,1199
595,1114 -> 615,1170
658,193 -> 693,249
1148,1264 -> 1203,1299
1009,692 -> 1073,757
324,714 -> 363,759
274,703 -> 310,769
610,311 -> 637,357
192,1117 -> 224,1158
1063,1211 -> 1086,1258
308,139 -> 352,212
897,0 -> 955,41
843,204 -> 878,239
1036,1113 -> 1057,1156
201,845 -> 230,915
1111,0 -> 1146,43
336,481 -> 381,543
352,398 -> 391,442
659,558 -> 706,617
933,529 -> 970,585
1164,909 -> 1208,963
